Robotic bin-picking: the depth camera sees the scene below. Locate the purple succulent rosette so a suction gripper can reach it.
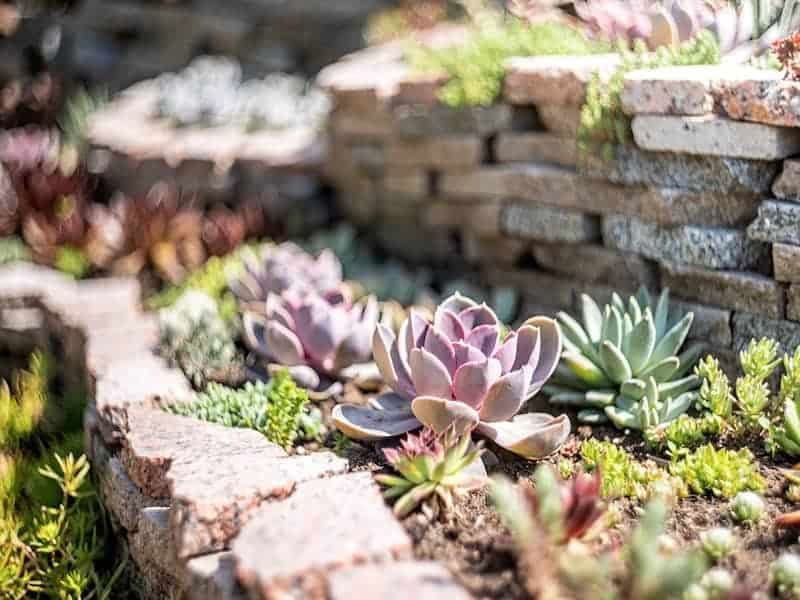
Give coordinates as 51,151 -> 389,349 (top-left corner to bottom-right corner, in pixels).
231,241 -> 345,309
242,290 -> 379,381
333,293 -> 571,459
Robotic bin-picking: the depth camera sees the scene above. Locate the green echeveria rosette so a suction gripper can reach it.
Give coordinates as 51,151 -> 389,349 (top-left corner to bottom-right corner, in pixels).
545,288 -> 703,430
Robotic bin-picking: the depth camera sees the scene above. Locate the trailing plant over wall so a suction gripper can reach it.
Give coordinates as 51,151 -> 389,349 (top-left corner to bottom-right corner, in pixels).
578,31 -> 720,159
167,370 -> 321,450
407,19 -> 609,107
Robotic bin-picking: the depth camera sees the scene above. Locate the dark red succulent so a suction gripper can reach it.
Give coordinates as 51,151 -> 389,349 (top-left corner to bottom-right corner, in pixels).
773,31 -> 800,81
521,468 -> 605,544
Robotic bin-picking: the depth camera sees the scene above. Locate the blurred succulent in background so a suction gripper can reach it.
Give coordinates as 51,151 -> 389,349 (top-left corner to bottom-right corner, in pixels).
548,288 -> 702,430
333,293 -> 570,460
231,242 -> 344,310
202,202 -> 265,258
242,290 -> 379,384
0,236 -> 30,266
0,73 -> 62,129
574,0 -> 757,54
729,491 -> 765,525
159,291 -> 244,389
771,554 -> 800,599
699,527 -> 736,562
157,56 -> 330,131
375,426 -> 485,518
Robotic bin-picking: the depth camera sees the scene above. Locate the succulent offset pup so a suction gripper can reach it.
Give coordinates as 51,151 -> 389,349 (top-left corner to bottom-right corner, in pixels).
332,293 -> 570,460
230,242 -> 345,310
242,290 -> 379,384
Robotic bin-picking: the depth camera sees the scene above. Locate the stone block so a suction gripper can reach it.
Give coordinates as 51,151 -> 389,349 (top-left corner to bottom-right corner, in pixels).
621,65 -> 718,116
501,203 -> 601,243
129,507 -> 177,576
603,215 -> 768,270
182,552 -> 247,600
483,268 -> 575,312
789,285 -> 800,322
747,200 -> 800,245
97,453 -> 159,531
773,159 -> 800,201
718,73 -> 800,128
395,72 -> 450,105
171,452 -> 348,559
384,135 -> 484,169
422,200 -> 501,237
537,104 -> 581,136
733,312 -> 800,353
578,144 -> 778,194
495,132 -> 577,168
462,234 -> 529,265
382,169 -> 429,196
330,108 -> 394,141
503,54 -> 620,105
393,103 -> 511,138
660,263 -> 784,319
631,187 -> 759,227
671,299 -> 733,348
632,115 -> 800,160
233,472 -> 412,598
439,165 -> 519,199
774,243 -> 800,283
93,354 -> 194,445
329,562 -> 471,600
532,243 -> 658,291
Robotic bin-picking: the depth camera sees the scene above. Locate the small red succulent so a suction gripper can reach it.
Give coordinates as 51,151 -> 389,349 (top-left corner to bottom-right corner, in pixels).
773,31 -> 800,81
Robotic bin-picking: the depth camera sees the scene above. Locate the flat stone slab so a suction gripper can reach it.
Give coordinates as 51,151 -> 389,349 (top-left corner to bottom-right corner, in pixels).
773,159 -> 800,201
328,561 -> 471,600
495,132 -> 577,168
789,285 -> 800,322
500,202 -> 600,242
603,215 -> 767,270
622,65 -> 720,116
578,144 -> 779,194
121,408 -> 286,498
632,115 -> 800,160
537,104 -> 581,136
129,507 -> 177,577
661,262 -> 784,319
774,243 -> 800,283
504,54 -> 620,105
233,472 -> 412,599
747,200 -> 800,245
719,74 -> 800,128
440,165 -> 519,198
171,451 -> 348,559
531,243 -> 657,291
393,103 -> 512,138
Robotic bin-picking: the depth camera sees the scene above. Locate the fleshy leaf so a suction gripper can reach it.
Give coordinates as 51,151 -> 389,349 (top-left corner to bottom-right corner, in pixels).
411,395 -> 480,435
478,366 -> 532,423
476,413 -> 570,459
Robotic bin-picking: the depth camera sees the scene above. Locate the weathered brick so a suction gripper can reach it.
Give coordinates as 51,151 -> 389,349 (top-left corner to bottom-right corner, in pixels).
501,203 -> 600,243
233,472 -> 412,598
495,132 -> 577,168
503,54 -> 620,105
462,234 -> 529,265
393,103 -> 511,138
395,72 -> 450,105
121,408 -> 286,499
422,200 -> 501,237
603,215 -> 768,270
774,243 -> 800,283
773,159 -> 800,201
532,243 -> 658,291
329,562 -> 472,600
748,200 -> 800,245
537,104 -> 581,136
382,169 -> 429,196
621,65 -> 717,116
439,165 -> 518,198
94,354 -> 194,445
660,263 -> 784,319
182,552 -> 247,600
733,312 -> 800,352
171,452 -> 348,559
330,108 -> 394,140
789,285 -> 800,322
384,136 -> 484,169
632,115 -> 800,160
578,144 -> 778,194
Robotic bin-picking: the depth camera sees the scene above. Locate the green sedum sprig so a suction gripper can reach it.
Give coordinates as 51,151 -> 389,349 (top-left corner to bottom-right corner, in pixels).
168,370 -> 319,450
669,444 -> 765,498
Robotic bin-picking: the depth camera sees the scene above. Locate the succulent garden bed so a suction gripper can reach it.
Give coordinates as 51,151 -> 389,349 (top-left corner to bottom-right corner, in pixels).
10,1 -> 800,599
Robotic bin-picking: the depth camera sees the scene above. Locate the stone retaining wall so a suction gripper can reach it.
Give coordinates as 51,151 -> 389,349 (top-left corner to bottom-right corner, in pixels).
320,50 -> 800,365
0,264 -> 473,600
